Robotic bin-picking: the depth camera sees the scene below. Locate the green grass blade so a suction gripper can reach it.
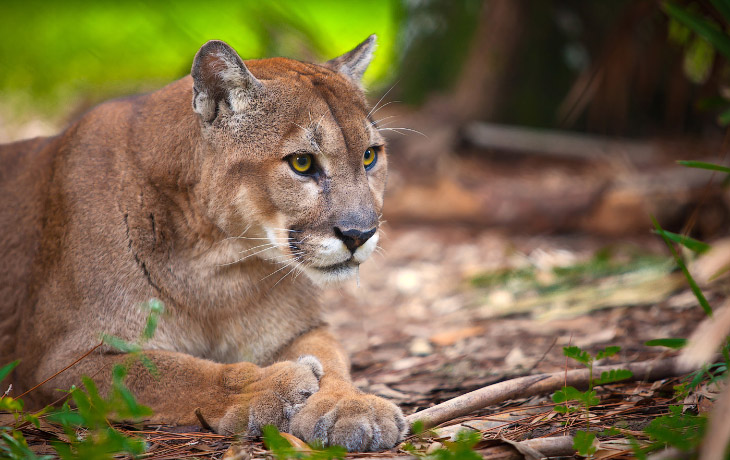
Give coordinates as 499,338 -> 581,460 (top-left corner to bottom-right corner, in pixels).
646,338 -> 688,349
677,160 -> 730,173
664,2 -> 730,59
0,360 -> 20,383
652,216 -> 713,316
651,228 -> 710,254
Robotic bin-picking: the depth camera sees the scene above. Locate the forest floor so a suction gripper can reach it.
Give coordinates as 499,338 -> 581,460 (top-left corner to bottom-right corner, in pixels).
16,222 -> 719,459
5,112 -> 727,458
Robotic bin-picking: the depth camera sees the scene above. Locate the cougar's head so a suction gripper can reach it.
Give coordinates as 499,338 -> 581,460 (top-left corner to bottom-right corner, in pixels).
191,37 -> 387,285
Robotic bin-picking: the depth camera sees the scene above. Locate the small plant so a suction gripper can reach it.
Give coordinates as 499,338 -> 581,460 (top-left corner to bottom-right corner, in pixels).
427,430 -> 483,460
101,298 -> 165,377
0,299 -> 165,459
402,421 -> 483,460
553,345 -> 633,456
47,368 -> 151,459
262,425 -> 346,460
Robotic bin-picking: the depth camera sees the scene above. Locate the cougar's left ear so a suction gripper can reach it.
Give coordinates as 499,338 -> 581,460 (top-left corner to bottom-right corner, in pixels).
191,40 -> 263,123
326,34 -> 377,84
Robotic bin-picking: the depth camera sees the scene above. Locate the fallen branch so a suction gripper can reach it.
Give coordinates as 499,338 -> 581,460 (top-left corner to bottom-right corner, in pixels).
407,357 -> 680,429
462,122 -> 658,164
500,436 -> 575,459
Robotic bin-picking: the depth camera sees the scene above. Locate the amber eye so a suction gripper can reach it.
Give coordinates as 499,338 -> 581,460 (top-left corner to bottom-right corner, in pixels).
289,153 -> 314,174
364,147 -> 378,170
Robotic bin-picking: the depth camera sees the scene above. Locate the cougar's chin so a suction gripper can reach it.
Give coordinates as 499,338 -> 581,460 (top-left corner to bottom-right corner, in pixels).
303,260 -> 359,286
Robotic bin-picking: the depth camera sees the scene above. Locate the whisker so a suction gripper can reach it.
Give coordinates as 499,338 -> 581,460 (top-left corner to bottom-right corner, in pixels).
377,127 -> 428,138
271,261 -> 304,289
237,242 -> 282,254
268,227 -> 302,233
315,113 -> 326,133
367,82 -> 399,118
218,245 -> 279,267
369,100 -> 401,119
260,256 -> 303,281
370,115 -> 397,127
227,236 -> 294,242
262,251 -> 305,263
219,224 -> 253,243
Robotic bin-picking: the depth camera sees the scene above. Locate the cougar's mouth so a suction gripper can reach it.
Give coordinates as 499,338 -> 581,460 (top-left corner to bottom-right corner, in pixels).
312,258 -> 358,273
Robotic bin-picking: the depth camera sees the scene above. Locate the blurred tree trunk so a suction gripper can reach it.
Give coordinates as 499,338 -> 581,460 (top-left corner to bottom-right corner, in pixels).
391,0 -> 527,172
449,0 -> 525,122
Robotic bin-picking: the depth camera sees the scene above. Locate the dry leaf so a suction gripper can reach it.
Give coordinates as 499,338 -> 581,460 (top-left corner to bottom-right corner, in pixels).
678,301 -> 730,372
279,432 -> 312,452
430,326 -> 485,346
222,444 -> 250,460
691,238 -> 730,285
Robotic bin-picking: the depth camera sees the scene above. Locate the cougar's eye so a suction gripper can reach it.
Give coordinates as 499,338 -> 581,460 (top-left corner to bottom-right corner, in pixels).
364,147 -> 378,170
288,153 -> 314,174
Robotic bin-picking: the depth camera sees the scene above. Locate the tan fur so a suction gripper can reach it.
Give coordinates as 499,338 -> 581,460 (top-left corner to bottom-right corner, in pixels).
0,37 -> 405,451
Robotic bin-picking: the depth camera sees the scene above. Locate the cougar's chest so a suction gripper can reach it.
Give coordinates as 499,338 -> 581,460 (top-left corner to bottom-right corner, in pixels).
152,288 -> 321,365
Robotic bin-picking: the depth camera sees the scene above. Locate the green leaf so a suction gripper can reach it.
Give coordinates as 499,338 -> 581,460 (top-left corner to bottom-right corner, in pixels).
47,409 -> 85,427
563,346 -> 592,365
573,430 -> 598,456
142,299 -> 164,340
677,160 -> 730,174
102,334 -> 141,354
596,346 -> 621,360
668,17 -> 692,45
645,338 -> 688,349
594,369 -> 634,385
684,36 -> 715,84
0,397 -> 23,412
0,361 -> 20,384
438,430 -> 483,460
552,386 -> 586,403
650,228 -> 710,254
137,354 -> 159,378
644,411 -> 706,451
578,390 -> 601,407
410,420 -> 425,436
664,2 -> 730,59
262,425 -> 296,460
553,405 -> 569,414
652,216 -> 713,316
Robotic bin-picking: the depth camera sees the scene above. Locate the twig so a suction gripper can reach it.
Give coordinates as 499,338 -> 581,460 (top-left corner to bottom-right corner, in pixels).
407,357 -> 681,429
525,336 -> 558,374
195,407 -> 214,432
16,340 -> 104,399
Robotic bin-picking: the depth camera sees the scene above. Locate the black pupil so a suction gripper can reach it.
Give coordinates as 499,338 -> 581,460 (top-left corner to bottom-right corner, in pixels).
297,156 -> 308,167
365,149 -> 372,160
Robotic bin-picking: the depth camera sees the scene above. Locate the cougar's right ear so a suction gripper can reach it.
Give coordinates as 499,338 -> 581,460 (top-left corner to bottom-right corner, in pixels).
191,40 -> 263,123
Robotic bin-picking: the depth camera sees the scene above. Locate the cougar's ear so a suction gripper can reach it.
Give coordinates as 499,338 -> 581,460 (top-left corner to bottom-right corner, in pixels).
191,40 -> 263,123
326,34 -> 377,84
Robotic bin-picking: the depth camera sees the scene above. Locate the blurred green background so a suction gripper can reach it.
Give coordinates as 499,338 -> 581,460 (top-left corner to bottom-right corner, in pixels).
0,0 -> 403,115
0,0 -> 723,138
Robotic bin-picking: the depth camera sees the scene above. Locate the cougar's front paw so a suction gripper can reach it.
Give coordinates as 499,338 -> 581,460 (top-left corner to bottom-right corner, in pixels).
291,390 -> 406,452
217,356 -> 323,436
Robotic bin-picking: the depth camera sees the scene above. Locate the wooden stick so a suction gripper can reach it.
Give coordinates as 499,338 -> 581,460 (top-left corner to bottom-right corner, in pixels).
406,358 -> 680,429
15,340 -> 104,399
462,122 -> 657,164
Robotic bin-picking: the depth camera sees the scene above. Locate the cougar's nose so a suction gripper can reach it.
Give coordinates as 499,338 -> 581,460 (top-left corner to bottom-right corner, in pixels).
334,227 -> 376,253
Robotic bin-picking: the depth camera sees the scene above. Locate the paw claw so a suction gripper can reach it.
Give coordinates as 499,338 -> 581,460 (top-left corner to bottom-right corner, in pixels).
292,392 -> 405,451
218,360 -> 322,436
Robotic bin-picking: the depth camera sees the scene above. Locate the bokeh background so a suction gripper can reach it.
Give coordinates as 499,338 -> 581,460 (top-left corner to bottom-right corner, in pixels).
3,0 -> 730,427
